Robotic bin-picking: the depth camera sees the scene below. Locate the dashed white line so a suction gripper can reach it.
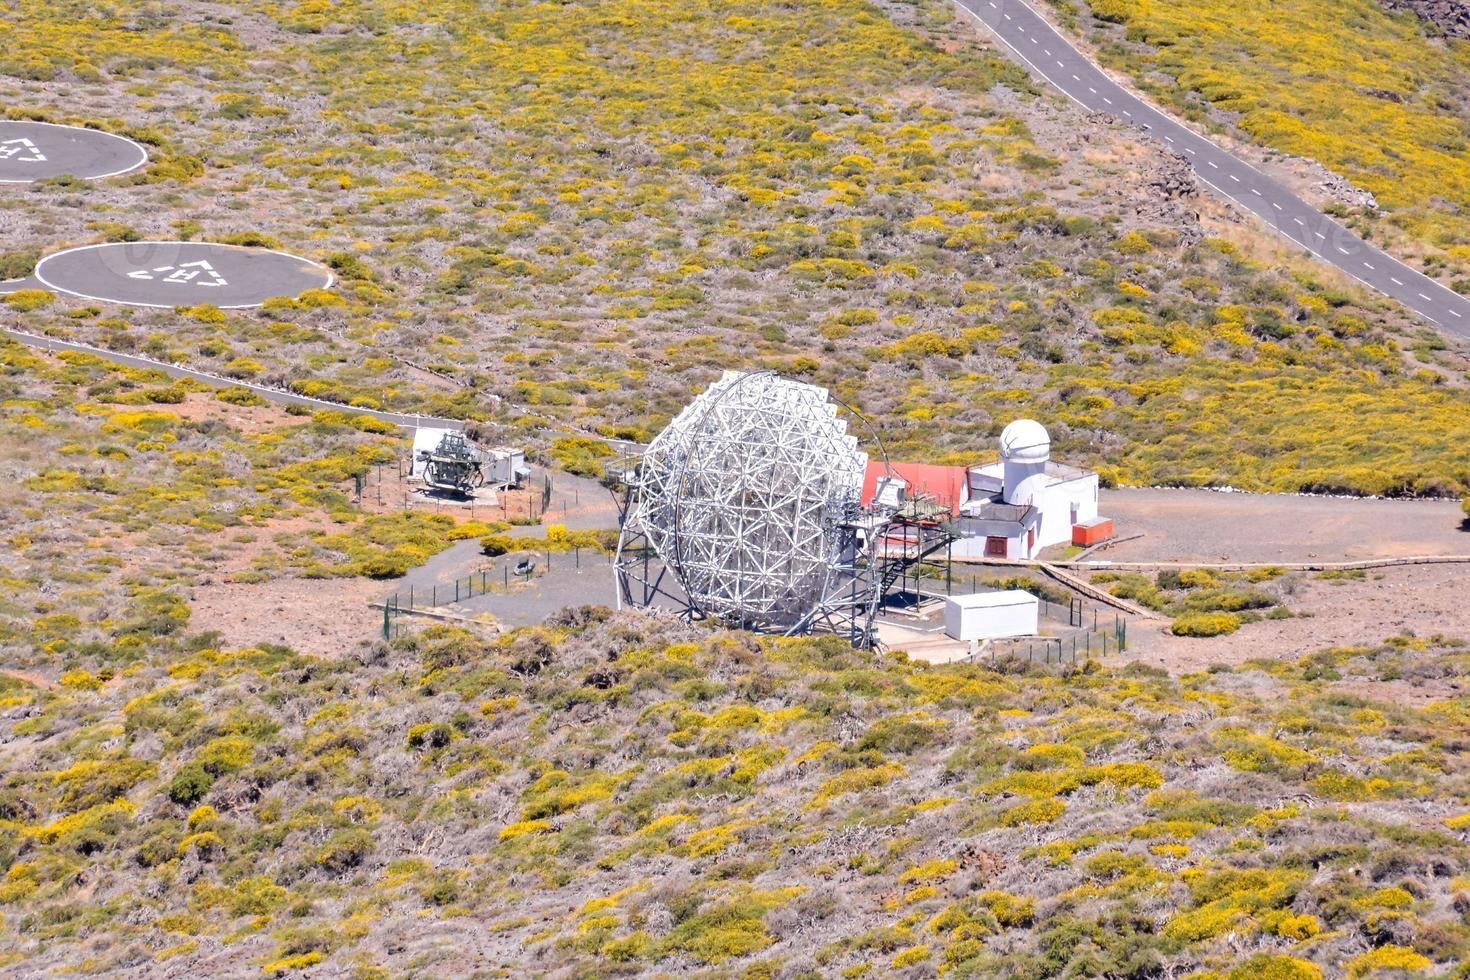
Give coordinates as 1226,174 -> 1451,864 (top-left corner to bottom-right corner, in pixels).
1088,86 -> 1097,94
1271,202 -> 1281,209
1228,174 -> 1240,182
1390,276 -> 1404,285
1337,247 -> 1350,255
1185,147 -> 1196,154
1102,97 -> 1112,105
1452,310 -> 1464,318
1362,261 -> 1374,270
1071,73 -> 1080,81
1207,160 -> 1218,168
1164,135 -> 1174,142
1315,232 -> 1326,239
1292,218 -> 1305,226
1419,292 -> 1432,300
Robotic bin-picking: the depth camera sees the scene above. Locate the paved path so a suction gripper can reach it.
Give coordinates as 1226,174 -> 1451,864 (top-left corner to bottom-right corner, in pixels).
951,0 -> 1470,336
0,327 -> 463,430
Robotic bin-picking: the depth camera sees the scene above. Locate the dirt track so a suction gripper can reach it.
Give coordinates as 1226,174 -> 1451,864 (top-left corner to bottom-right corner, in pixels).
1122,562 -> 1470,673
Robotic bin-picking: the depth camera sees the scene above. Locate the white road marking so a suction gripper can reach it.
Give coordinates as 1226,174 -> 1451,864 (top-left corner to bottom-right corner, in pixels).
1072,74 -> 1080,81
1228,174 -> 1239,182
127,259 -> 228,287
1207,160 -> 1218,168
1185,147 -> 1196,154
1390,277 -> 1404,285
1103,97 -> 1112,105
1419,293 -> 1432,300
0,137 -> 46,163
1088,86 -> 1097,93
1271,202 -> 1281,209
1451,310 -> 1464,318
1337,247 -> 1350,255
1292,218 -> 1305,226
1362,261 -> 1374,270
1164,135 -> 1174,142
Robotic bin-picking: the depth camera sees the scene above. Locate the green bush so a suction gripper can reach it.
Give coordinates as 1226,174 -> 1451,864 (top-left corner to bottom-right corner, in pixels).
167,763 -> 215,805
548,436 -> 614,478
0,248 -> 40,280
315,828 -> 374,873
1171,612 -> 1242,637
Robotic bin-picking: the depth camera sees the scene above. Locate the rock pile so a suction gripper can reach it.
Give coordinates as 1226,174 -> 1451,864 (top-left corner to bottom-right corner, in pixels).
1380,0 -> 1470,40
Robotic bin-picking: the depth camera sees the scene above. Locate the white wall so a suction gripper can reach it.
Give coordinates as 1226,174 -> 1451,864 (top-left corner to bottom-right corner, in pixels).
1033,475 -> 1098,549
944,592 -> 1039,640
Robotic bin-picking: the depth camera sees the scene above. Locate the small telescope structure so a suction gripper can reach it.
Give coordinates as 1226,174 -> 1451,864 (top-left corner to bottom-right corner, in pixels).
417,431 -> 484,495
613,370 -> 937,647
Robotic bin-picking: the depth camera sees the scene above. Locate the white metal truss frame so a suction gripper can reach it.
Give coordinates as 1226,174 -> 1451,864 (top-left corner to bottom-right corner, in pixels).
614,371 -> 891,645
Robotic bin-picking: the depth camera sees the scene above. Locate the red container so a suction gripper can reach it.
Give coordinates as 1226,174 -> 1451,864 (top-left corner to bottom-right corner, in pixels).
1072,517 -> 1114,547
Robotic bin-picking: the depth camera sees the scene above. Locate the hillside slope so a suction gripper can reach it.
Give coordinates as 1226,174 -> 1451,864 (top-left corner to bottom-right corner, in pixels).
1057,0 -> 1470,286
3,0 -> 1470,492
2,614 -> 1469,975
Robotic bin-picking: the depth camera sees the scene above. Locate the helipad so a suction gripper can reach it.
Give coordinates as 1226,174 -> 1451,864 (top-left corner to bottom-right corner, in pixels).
0,121 -> 149,183
34,242 -> 335,309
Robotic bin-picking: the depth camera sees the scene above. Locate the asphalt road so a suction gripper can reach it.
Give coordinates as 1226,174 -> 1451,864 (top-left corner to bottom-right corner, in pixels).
23,241 -> 334,309
0,327 -> 464,430
951,0 -> 1470,337
0,121 -> 148,183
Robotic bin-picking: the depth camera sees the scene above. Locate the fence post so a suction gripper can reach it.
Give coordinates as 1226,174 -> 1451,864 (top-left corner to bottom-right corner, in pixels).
408,586 -> 413,610
455,579 -> 460,603
432,585 -> 437,606
504,565 -> 509,587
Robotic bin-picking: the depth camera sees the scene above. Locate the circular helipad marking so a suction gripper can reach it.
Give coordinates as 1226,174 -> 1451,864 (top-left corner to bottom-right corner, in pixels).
34,242 -> 335,309
0,121 -> 149,183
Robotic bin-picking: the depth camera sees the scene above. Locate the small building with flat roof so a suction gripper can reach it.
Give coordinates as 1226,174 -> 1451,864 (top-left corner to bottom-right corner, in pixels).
944,590 -> 1039,641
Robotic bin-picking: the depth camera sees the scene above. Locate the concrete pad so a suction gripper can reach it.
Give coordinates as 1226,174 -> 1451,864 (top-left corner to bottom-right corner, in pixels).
34,241 -> 334,309
0,121 -> 148,183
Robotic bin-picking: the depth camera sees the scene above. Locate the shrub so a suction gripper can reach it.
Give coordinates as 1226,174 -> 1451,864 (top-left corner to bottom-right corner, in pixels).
0,248 -> 40,279
4,289 -> 53,312
167,763 -> 214,805
1172,612 -> 1241,637
315,828 -> 374,873
1227,954 -> 1322,980
549,436 -> 613,478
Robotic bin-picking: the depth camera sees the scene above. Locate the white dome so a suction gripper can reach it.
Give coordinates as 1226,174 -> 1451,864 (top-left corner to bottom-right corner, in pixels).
1000,419 -> 1050,463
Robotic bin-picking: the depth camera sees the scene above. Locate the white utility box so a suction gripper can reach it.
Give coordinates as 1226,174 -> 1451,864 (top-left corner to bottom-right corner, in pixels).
943,590 -> 1039,642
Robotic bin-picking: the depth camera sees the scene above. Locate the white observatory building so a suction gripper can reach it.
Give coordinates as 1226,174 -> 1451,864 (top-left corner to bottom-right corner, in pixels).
953,419 -> 1103,560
